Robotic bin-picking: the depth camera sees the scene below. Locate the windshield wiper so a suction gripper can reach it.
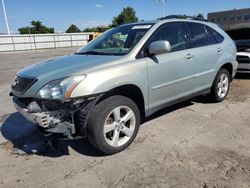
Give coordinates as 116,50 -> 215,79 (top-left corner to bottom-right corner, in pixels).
75,51 -> 126,56
75,51 -> 106,55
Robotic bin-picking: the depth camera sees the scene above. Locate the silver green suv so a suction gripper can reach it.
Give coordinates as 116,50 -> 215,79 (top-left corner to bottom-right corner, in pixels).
11,16 -> 238,154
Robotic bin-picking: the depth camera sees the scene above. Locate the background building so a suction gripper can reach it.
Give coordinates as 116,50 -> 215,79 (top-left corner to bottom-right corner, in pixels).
208,8 -> 250,31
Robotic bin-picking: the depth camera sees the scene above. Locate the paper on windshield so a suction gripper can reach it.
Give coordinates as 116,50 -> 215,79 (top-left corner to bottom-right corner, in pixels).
132,25 -> 152,30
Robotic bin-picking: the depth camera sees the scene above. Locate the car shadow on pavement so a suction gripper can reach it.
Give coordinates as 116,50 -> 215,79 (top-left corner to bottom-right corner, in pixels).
0,112 -> 104,157
1,101 -> 194,158
143,100 -> 194,123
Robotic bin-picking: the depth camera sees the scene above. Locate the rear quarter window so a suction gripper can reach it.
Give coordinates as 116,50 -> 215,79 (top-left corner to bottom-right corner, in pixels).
206,26 -> 225,44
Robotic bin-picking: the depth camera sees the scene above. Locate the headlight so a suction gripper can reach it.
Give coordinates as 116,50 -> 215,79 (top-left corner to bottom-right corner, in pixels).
36,75 -> 86,100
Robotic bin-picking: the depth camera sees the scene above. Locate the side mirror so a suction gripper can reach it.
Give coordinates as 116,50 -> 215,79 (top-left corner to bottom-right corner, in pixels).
149,40 -> 171,55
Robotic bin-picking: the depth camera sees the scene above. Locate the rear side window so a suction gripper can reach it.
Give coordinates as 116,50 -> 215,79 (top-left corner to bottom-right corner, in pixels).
188,22 -> 211,48
206,26 -> 224,44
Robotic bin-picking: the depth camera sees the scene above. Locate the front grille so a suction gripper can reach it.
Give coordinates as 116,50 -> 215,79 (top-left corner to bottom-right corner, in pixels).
11,75 -> 37,94
237,55 -> 250,64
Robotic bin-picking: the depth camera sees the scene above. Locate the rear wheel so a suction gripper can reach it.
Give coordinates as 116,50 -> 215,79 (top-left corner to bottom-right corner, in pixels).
87,95 -> 140,154
209,68 -> 230,102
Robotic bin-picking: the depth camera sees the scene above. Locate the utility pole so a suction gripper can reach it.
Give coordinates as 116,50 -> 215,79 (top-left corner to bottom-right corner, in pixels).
1,0 -> 10,35
158,0 -> 166,18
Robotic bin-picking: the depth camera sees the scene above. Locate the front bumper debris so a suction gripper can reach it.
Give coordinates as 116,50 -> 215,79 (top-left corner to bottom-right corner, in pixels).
13,97 -> 62,128
12,95 -> 98,139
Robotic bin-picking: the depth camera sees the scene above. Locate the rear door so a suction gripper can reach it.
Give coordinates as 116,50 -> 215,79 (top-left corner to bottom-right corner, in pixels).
187,22 -> 224,93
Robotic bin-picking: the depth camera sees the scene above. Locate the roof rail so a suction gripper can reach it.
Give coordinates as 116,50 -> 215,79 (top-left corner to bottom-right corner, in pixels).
159,15 -> 208,22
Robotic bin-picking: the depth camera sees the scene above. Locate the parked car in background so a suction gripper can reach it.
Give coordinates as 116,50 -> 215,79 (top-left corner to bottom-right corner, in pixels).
235,39 -> 250,73
11,16 -> 237,154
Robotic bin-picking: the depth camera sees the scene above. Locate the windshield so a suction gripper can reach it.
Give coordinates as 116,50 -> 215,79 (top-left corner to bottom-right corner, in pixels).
76,24 -> 153,56
235,39 -> 250,52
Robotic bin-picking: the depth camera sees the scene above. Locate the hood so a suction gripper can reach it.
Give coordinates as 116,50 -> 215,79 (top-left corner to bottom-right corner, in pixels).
18,54 -> 122,79
14,54 -> 123,97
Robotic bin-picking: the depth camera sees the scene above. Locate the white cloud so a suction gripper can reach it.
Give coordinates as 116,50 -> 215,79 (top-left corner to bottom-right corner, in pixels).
94,4 -> 103,8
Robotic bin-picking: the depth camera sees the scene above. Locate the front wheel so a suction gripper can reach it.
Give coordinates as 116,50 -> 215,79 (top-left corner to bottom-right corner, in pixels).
209,68 -> 230,102
87,95 -> 141,155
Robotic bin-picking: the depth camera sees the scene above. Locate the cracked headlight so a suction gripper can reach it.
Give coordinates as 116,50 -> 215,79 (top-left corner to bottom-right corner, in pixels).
36,75 -> 86,100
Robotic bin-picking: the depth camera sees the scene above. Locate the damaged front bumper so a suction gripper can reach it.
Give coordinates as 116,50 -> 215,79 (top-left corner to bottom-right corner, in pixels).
12,95 -> 100,138
13,97 -> 61,127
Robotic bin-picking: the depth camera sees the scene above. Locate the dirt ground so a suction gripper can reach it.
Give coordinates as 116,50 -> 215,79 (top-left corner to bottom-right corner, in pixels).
0,48 -> 250,188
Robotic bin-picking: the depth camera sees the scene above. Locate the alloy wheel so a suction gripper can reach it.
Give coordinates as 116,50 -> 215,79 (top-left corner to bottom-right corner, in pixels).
103,106 -> 136,147
217,73 -> 229,98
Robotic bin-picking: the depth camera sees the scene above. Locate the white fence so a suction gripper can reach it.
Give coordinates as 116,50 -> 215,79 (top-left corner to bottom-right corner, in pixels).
0,33 -> 91,52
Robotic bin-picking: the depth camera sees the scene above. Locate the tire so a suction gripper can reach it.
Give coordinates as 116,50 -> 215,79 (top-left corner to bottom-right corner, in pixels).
86,95 -> 141,155
209,68 -> 230,102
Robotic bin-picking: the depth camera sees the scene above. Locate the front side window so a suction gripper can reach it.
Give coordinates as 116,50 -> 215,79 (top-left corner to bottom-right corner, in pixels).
235,40 -> 250,51
188,22 -> 211,48
147,22 -> 189,52
76,24 -> 152,56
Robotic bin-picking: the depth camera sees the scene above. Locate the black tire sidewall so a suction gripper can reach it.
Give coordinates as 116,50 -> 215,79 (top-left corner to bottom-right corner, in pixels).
87,95 -> 141,155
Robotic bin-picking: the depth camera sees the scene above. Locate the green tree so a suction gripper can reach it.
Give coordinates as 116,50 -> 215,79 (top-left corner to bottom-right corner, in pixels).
111,6 -> 139,27
196,13 -> 205,19
66,24 -> 81,33
83,26 -> 110,32
18,21 -> 54,34
83,27 -> 96,32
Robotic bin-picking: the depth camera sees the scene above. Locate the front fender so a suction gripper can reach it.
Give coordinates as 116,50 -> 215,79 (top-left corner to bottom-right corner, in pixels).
71,59 -> 149,107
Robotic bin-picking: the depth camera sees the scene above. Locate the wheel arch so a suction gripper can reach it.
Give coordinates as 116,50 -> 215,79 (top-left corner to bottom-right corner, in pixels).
220,63 -> 233,81
98,84 -> 146,119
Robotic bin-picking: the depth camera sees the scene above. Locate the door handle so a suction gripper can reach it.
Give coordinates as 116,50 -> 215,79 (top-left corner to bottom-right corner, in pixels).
217,47 -> 222,53
186,53 -> 194,59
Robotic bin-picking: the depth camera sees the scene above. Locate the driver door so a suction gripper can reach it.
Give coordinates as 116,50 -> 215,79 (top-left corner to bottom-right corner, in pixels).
144,22 -> 196,111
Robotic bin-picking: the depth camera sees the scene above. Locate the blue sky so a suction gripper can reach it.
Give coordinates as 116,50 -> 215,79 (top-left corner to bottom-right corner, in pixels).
0,0 -> 250,33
